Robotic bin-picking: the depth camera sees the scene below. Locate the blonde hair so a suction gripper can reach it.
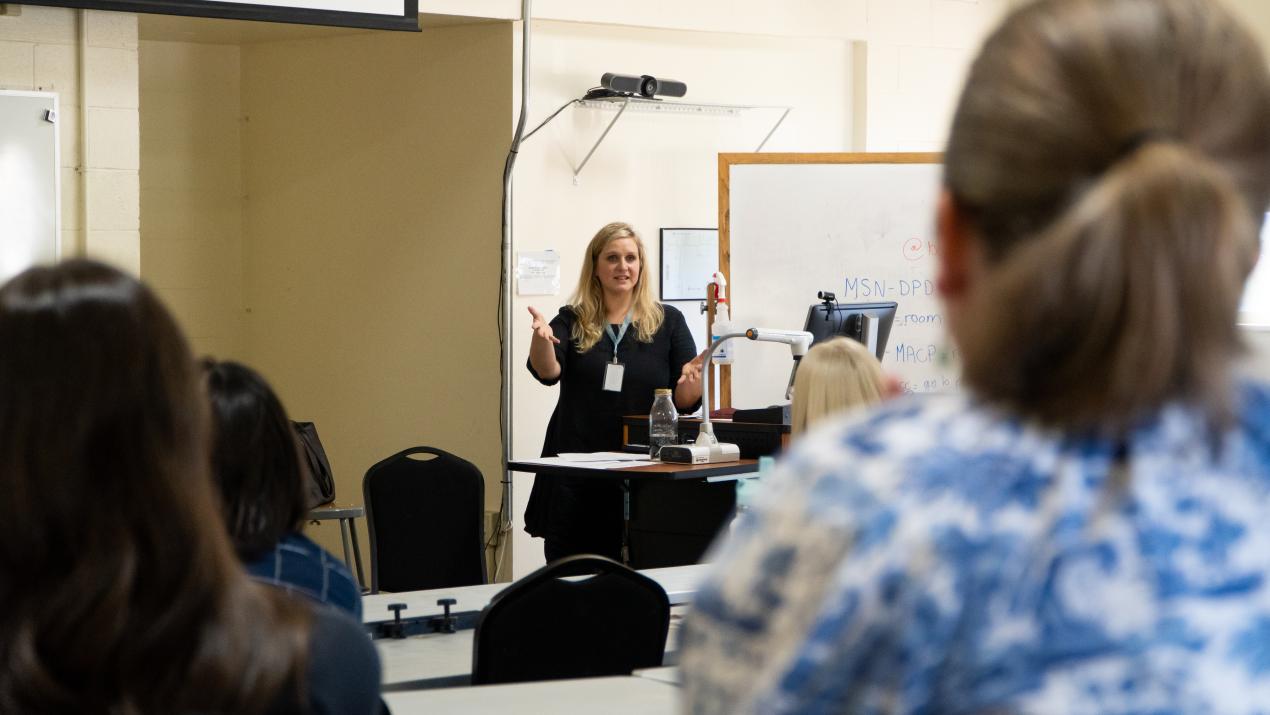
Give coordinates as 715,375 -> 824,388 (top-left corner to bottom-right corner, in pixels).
791,337 -> 886,435
945,0 -> 1270,431
569,222 -> 664,352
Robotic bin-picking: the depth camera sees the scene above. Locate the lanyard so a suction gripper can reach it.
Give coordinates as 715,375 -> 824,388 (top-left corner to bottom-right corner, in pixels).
604,313 -> 632,363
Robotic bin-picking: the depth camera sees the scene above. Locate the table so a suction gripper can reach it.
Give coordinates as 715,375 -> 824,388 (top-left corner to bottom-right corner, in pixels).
377,607 -> 687,691
363,563 -> 705,627
306,504 -> 366,588
383,675 -> 678,714
633,666 -> 681,686
378,629 -> 476,690
368,568 -> 702,690
508,457 -> 758,482
622,415 -> 790,458
508,458 -> 758,568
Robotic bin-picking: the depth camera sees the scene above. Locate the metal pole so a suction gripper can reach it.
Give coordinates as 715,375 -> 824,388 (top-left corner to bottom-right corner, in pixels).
499,0 -> 532,580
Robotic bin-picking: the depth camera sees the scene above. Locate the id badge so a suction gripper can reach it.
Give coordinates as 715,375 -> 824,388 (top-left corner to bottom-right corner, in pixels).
602,362 -> 625,392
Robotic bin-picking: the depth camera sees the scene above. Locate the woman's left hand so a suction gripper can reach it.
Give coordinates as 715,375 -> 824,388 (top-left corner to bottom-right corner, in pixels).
674,349 -> 708,410
677,349 -> 708,388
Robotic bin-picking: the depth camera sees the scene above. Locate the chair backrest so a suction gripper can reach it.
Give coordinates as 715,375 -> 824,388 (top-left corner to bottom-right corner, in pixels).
362,446 -> 486,593
471,555 -> 670,685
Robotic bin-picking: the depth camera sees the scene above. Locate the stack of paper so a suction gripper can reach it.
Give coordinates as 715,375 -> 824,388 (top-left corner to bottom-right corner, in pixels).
515,453 -> 658,469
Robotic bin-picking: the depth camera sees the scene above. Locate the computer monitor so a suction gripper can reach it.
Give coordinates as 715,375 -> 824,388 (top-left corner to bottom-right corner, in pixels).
802,300 -> 898,362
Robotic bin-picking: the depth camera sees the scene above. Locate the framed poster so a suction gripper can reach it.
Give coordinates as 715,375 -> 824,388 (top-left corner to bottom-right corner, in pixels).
660,228 -> 718,301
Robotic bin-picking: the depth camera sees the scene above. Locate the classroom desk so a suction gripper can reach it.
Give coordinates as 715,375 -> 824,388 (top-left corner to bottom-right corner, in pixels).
377,607 -> 687,691
508,457 -> 758,482
508,458 -> 757,568
379,629 -> 476,690
383,675 -> 678,714
363,563 -> 706,628
633,666 -> 681,686
622,415 -> 791,458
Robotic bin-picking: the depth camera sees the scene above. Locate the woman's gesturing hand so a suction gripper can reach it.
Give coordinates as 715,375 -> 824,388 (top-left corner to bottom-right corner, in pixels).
528,306 -> 561,345
678,349 -> 707,387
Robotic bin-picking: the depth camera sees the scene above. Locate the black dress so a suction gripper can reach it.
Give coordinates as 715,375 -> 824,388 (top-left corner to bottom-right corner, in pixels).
525,304 -> 699,561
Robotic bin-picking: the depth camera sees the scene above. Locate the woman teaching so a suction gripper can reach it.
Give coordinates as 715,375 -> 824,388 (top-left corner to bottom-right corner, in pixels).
526,221 -> 704,562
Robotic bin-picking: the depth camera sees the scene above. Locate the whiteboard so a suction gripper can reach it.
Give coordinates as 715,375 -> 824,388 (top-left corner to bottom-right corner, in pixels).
723,155 -> 956,408
660,228 -> 718,301
0,91 -> 60,284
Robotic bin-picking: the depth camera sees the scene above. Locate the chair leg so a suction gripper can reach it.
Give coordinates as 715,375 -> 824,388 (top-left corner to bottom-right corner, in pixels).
339,518 -> 354,575
347,517 -> 366,589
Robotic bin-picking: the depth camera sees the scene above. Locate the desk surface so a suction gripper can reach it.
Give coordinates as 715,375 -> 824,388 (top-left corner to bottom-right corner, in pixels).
377,608 -> 686,690
365,581 -> 507,627
383,675 -> 678,714
379,629 -> 476,690
508,458 -> 758,481
306,504 -> 364,519
364,563 -> 706,626
633,666 -> 681,686
624,414 -> 792,433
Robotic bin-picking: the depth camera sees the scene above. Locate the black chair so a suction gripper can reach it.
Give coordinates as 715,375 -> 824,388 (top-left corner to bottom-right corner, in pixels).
471,554 -> 670,685
362,446 -> 486,593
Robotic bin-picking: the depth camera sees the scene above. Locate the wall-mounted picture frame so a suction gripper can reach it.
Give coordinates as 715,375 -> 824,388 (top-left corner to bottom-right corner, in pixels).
659,228 -> 718,301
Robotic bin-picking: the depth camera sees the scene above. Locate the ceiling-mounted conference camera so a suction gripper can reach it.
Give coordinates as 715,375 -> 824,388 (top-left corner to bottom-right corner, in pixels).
586,73 -> 688,101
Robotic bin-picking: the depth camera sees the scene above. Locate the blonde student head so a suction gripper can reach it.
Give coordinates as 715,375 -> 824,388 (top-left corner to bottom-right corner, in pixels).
790,337 -> 887,434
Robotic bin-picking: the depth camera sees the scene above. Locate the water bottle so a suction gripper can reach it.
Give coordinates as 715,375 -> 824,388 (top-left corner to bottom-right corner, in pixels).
649,388 -> 678,459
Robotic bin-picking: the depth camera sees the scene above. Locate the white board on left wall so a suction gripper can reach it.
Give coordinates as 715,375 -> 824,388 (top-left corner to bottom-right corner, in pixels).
0,91 -> 60,283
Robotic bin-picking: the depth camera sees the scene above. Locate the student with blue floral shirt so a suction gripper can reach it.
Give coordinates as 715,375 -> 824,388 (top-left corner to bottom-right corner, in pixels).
680,0 -> 1270,712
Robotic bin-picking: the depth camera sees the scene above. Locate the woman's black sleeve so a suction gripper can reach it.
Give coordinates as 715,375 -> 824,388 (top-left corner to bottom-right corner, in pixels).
526,308 -> 572,387
665,306 -> 702,413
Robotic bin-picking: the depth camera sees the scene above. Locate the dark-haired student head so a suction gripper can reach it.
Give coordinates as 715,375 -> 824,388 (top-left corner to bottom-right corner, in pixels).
203,358 -> 363,617
0,260 -> 378,713
204,358 -> 307,557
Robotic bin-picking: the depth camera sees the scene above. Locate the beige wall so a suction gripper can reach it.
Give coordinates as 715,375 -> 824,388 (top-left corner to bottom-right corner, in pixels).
862,0 -> 1013,152
236,22 -> 511,577
421,0 -> 867,38
507,20 -> 853,575
858,0 -> 1270,152
1227,0 -> 1270,55
0,5 -> 140,272
139,40 -> 246,359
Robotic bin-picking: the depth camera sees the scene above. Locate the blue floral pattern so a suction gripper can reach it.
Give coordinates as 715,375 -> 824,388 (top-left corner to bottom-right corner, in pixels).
680,382 -> 1270,714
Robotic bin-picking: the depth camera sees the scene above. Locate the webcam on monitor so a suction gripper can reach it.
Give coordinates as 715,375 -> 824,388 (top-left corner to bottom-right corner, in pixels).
803,295 -> 898,362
